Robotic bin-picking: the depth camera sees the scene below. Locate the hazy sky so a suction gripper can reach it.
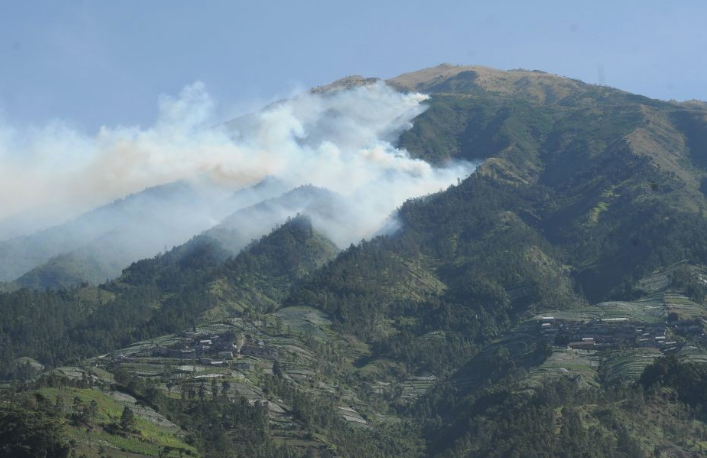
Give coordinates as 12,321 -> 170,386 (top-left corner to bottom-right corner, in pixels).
1,0 -> 705,131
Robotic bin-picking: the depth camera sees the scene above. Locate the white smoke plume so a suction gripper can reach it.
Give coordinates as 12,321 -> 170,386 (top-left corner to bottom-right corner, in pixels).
0,80 -> 475,248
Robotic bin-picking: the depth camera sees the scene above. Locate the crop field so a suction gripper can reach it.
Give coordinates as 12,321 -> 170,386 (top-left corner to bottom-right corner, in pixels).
678,346 -> 707,363
274,306 -> 332,340
543,295 -> 665,324
525,348 -> 601,388
664,293 -> 707,320
83,305 -> 411,451
600,348 -> 662,383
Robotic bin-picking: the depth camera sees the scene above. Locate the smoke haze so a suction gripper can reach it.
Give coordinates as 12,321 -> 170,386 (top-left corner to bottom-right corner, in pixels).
0,81 -> 476,285
0,80 -> 474,240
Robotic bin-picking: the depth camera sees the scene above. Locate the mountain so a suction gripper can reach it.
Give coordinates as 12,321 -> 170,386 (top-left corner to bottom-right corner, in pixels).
392,64 -> 707,299
0,182 -> 212,286
3,177 -> 295,290
286,65 -> 707,455
222,175 -> 292,212
3,65 -> 707,458
204,184 -> 348,254
0,215 -> 337,375
280,63 -> 707,368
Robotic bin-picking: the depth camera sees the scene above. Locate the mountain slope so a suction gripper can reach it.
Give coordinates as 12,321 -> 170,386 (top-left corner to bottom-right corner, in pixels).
3,65 -> 707,457
6,178 -> 294,290
0,215 -> 337,379
0,182 -> 219,288
204,184 -> 346,255
68,215 -> 338,357
390,64 -> 707,299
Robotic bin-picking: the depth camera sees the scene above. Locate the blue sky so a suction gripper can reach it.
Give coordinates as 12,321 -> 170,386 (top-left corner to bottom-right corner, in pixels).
1,0 -> 705,131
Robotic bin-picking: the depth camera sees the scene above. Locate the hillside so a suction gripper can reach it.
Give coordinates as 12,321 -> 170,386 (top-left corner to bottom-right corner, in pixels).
3,65 -> 707,457
0,182 -> 223,289
2,178 -> 296,291
391,64 -> 707,300
203,185 -> 347,255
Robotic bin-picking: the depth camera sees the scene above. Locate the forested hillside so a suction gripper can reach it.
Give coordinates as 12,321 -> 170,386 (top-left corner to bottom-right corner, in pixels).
3,65 -> 707,457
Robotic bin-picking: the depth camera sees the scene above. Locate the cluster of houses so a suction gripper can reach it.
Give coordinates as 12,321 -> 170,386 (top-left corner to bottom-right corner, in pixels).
538,316 -> 681,351
119,330 -> 278,367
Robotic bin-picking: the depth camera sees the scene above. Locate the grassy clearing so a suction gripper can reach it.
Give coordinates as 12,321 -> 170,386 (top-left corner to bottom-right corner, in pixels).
36,387 -> 198,457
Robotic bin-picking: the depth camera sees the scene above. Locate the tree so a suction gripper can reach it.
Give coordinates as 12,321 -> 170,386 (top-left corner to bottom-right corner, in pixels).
0,406 -> 71,458
87,400 -> 98,425
221,380 -> 231,399
273,360 -> 284,379
120,406 -> 135,431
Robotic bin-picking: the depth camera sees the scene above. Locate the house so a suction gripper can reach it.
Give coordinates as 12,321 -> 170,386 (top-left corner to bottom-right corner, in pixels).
241,345 -> 276,357
170,348 -> 196,359
235,362 -> 252,371
568,341 -> 595,350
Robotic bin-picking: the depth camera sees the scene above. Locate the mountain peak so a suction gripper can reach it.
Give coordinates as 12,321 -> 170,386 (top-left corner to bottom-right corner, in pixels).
311,75 -> 380,94
387,63 -> 603,103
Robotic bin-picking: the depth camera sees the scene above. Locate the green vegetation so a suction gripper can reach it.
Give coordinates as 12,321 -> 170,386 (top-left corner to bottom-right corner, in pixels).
0,404 -> 70,458
4,66 -> 707,456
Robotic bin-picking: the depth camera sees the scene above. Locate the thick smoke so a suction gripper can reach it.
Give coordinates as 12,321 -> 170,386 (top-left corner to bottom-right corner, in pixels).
0,81 -> 475,246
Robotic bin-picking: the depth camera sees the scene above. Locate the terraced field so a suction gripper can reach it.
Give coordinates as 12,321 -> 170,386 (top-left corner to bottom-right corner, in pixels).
526,348 -> 601,388
543,294 -> 666,324
600,348 -> 662,383
665,293 -> 707,320
31,265 -> 707,456
80,304 -> 429,452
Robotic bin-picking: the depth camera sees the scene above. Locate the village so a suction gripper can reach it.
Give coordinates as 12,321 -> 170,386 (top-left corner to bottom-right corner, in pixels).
538,314 -> 706,353
95,310 -> 403,446
112,328 -> 277,368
